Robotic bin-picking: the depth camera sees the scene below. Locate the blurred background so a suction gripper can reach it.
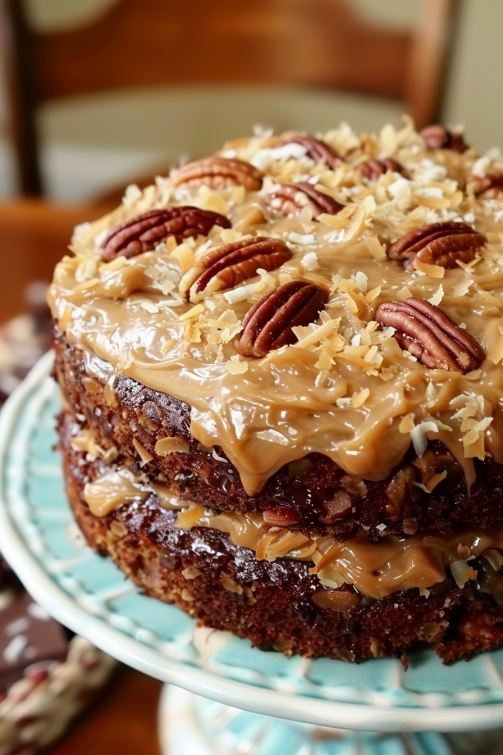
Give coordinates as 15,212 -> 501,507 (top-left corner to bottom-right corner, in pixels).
0,0 -> 499,203
0,1 -> 502,754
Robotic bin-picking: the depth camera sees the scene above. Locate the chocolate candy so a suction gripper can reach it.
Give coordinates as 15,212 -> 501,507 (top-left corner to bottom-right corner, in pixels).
0,592 -> 68,695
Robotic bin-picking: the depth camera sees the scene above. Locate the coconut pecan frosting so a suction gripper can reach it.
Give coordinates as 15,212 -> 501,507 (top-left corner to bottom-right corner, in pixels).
49,118 -> 503,497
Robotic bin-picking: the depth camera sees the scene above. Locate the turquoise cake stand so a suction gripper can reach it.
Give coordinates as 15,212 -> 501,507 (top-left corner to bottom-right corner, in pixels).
1,353 -> 503,754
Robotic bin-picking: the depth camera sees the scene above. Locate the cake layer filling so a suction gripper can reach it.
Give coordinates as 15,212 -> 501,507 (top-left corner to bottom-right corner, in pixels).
82,467 -> 190,516
82,465 -> 503,601
176,504 -> 503,599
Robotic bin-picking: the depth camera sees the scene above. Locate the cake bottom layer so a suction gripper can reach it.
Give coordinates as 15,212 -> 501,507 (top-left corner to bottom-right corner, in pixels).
59,411 -> 503,664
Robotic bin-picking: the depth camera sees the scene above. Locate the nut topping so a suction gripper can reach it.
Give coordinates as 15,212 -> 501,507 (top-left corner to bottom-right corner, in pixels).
375,297 -> 485,372
360,158 -> 405,181
281,135 -> 341,169
235,280 -> 329,358
420,124 -> 468,153
179,236 -> 291,303
171,156 -> 263,191
101,207 -> 230,262
265,182 -> 343,219
387,221 -> 486,271
468,172 -> 503,198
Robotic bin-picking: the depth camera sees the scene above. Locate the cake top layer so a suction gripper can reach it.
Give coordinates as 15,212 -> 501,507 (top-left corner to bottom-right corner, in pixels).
48,118 -> 503,496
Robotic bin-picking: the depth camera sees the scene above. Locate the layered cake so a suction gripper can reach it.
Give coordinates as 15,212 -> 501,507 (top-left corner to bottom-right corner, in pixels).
49,118 -> 503,663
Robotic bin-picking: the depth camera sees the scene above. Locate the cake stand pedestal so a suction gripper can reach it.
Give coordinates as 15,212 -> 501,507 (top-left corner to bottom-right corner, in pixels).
2,357 -> 503,755
158,686 -> 503,755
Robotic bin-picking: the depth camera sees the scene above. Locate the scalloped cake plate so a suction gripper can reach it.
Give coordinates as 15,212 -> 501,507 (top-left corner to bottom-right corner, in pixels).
1,352 -> 503,732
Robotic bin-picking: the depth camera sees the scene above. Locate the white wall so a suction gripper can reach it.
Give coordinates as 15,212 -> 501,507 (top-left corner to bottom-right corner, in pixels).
1,0 -> 502,201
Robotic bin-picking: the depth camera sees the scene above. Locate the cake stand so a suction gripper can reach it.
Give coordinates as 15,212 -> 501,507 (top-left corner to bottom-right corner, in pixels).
1,353 -> 503,755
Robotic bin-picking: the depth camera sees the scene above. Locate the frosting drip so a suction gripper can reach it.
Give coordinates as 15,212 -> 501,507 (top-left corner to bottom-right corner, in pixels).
49,122 -> 503,495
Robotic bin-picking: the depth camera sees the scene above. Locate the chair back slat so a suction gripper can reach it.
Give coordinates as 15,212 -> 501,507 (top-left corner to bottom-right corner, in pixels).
0,0 -> 458,195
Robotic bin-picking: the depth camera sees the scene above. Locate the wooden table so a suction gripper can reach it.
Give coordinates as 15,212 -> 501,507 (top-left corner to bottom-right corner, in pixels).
0,198 -> 165,753
52,667 -> 163,755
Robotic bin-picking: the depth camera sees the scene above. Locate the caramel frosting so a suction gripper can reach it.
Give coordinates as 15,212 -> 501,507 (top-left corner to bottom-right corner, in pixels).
83,468 -> 189,517
176,504 -> 503,600
49,118 -> 503,495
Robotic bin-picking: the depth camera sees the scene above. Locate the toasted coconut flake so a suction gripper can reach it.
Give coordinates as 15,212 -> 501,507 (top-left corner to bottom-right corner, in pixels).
75,258 -> 98,282
220,228 -> 242,244
196,187 -> 228,215
474,283 -> 500,307
133,439 -> 153,465
365,286 -> 382,304
344,207 -> 365,241
364,236 -> 387,260
293,319 -> 339,349
336,397 -> 352,408
355,271 -> 368,292
318,205 -> 355,230
465,369 -> 482,380
415,260 -> 445,278
380,123 -> 398,155
155,437 -> 190,456
463,431 -> 486,460
411,421 -> 440,457
171,243 -> 196,273
488,333 -> 503,364
428,284 -> 445,306
301,251 -> 320,271
223,282 -> 257,303
140,300 -> 159,314
161,339 -> 176,354
178,303 -> 204,321
425,470 -> 448,492
288,231 -> 316,245
225,355 -> 249,374
165,236 -> 178,253
351,388 -> 370,408
100,255 -> 127,273
399,414 -> 415,434
450,560 -> 477,589
453,278 -> 473,297
59,305 -> 73,332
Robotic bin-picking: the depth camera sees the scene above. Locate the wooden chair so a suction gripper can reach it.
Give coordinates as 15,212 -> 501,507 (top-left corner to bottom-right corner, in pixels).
0,0 -> 458,196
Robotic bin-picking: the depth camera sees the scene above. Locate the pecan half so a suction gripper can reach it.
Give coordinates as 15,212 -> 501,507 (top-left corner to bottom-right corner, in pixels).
375,297 -> 484,372
360,158 -> 405,181
171,157 -> 263,191
468,172 -> 503,198
179,236 -> 291,302
281,135 -> 341,169
101,207 -> 230,262
387,221 -> 486,271
235,280 -> 329,358
265,182 -> 343,219
420,124 -> 468,153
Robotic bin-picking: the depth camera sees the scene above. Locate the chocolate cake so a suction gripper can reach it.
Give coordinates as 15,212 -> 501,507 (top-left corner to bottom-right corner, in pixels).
49,119 -> 503,663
